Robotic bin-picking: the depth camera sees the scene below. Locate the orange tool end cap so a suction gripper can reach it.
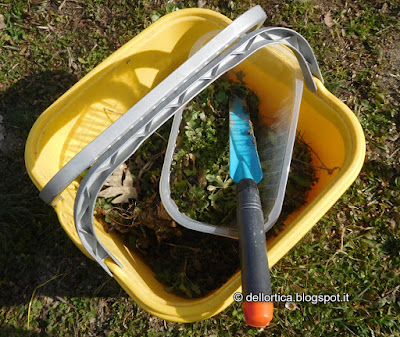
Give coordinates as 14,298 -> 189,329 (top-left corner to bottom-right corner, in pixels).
243,301 -> 274,327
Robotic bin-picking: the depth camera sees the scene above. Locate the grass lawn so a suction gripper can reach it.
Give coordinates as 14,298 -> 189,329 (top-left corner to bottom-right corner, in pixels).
0,0 -> 399,336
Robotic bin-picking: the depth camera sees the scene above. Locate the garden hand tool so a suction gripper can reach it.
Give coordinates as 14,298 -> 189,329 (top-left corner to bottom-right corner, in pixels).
229,97 -> 273,327
63,9 -> 321,277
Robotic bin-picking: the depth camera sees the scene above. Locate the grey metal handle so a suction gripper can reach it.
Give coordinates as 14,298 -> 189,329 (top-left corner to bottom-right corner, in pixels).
39,6 -> 267,206
74,26 -> 323,276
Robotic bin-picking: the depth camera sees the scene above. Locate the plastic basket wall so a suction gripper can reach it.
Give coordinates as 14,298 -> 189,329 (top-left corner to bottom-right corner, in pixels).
25,9 -> 365,322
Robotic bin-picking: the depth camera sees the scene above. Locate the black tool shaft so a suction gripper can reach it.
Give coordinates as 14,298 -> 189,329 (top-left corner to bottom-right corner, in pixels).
237,178 -> 272,297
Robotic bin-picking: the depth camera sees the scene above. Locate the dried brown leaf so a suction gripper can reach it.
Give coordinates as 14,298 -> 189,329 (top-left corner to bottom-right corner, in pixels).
197,0 -> 207,8
324,11 -> 333,28
158,203 -> 172,221
99,163 -> 138,204
0,15 -> 5,30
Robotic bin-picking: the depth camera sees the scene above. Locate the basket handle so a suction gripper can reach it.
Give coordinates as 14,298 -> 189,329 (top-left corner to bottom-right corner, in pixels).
73,26 -> 324,276
39,6 -> 267,206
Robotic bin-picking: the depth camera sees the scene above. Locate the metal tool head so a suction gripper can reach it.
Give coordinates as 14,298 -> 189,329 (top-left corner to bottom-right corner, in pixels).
229,97 -> 263,184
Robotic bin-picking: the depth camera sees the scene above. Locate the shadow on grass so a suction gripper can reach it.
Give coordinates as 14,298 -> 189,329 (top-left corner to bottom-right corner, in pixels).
0,71 -> 123,311
0,324 -> 52,337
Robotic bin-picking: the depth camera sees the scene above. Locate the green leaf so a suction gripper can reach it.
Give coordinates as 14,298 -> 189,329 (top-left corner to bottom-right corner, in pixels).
291,174 -> 312,188
215,90 -> 227,104
205,174 -> 217,183
197,200 -> 209,210
166,3 -> 176,13
150,12 -> 160,22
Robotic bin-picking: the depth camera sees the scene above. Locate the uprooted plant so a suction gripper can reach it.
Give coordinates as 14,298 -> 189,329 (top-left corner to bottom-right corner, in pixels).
93,74 -> 335,298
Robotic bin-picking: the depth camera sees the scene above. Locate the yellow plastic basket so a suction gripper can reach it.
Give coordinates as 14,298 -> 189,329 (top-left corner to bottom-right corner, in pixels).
25,8 -> 365,322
